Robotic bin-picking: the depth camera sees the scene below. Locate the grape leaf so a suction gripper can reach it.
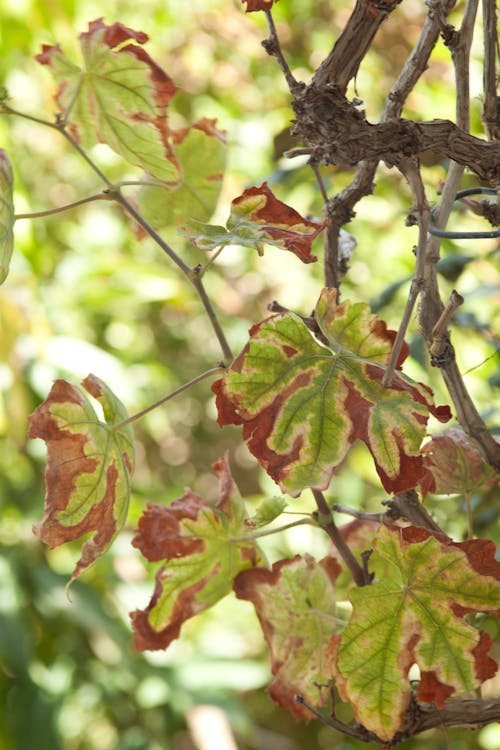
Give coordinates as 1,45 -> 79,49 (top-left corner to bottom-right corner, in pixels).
29,375 -> 135,583
242,0 -> 278,11
245,495 -> 288,528
36,18 -> 179,181
331,524 -> 500,741
131,454 -> 264,650
421,427 -> 499,496
234,554 -> 345,718
213,288 -> 450,496
0,149 -> 14,285
183,182 -> 323,264
137,118 -> 226,230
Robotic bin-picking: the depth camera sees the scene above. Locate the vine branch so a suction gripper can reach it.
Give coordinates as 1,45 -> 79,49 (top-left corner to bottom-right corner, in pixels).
312,490 -> 369,586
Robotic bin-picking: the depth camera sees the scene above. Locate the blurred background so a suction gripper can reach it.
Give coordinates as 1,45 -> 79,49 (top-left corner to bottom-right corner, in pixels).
0,0 -> 499,748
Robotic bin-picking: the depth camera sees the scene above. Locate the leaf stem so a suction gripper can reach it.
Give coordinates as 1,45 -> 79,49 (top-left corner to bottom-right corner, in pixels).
57,124 -> 113,186
114,366 -> 224,430
179,517 -> 314,544
312,490 -> 368,586
0,102 -> 61,129
15,191 -> 112,220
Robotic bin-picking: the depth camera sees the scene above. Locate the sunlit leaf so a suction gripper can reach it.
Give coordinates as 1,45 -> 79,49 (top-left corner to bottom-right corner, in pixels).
331,525 -> 500,741
29,374 -> 134,583
213,288 -> 450,496
235,554 -> 345,718
421,427 -> 499,496
131,454 -> 264,650
36,18 -> 179,181
0,149 -> 14,285
183,182 -> 323,263
137,118 -> 226,230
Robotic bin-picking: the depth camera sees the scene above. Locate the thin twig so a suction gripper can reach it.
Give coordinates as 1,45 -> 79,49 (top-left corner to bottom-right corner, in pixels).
312,490 -> 368,586
430,289 -> 464,359
294,695 -> 375,742
0,102 -> 61,129
383,159 -> 430,387
15,191 -> 112,220
332,504 -> 386,523
262,11 -> 303,94
114,366 -> 224,430
58,124 -> 113,186
382,0 -> 458,121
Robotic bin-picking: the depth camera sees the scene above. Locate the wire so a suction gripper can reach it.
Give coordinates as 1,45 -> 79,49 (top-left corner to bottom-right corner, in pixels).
429,187 -> 500,239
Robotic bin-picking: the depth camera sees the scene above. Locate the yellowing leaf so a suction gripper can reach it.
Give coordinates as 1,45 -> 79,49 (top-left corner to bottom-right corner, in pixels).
213,288 -> 450,496
332,525 -> 500,741
235,554 -> 345,719
29,374 -> 134,583
421,427 -> 500,496
36,18 -> 179,181
0,149 -> 14,285
183,182 -> 323,263
131,455 -> 264,650
137,118 -> 226,230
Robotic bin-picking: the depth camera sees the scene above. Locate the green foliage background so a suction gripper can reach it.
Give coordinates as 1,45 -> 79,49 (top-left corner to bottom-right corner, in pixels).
0,1 -> 498,748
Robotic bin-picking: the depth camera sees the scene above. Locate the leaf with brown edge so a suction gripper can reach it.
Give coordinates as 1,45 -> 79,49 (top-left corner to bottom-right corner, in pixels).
29,375 -> 134,584
234,554 -> 346,719
0,149 -> 14,285
242,0 -> 278,11
420,427 -> 499,496
137,118 -> 226,231
330,525 -> 500,741
131,454 -> 265,651
36,18 -> 179,181
182,182 -> 323,264
213,288 -> 450,496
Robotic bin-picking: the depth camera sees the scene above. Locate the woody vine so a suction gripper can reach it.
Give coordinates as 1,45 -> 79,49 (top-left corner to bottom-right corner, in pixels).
1,1 -> 499,747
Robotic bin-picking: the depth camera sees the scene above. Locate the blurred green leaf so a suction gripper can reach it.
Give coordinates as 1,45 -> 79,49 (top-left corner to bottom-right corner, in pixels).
0,149 -> 14,284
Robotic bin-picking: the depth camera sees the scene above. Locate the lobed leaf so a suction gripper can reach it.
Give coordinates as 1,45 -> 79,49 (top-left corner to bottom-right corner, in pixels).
331,525 -> 500,741
131,454 -> 264,650
183,182 -> 323,264
29,375 -> 135,584
213,288 -> 450,496
420,427 -> 499,496
0,149 -> 14,285
235,554 -> 345,718
36,18 -> 179,181
137,118 -> 226,230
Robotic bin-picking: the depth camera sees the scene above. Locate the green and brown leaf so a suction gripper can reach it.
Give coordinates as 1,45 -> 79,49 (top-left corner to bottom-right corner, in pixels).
183,182 -> 323,263
137,117 -> 226,230
421,427 -> 500,496
331,524 -> 500,741
29,374 -> 134,584
36,18 -> 179,181
235,554 -> 346,718
131,454 -> 264,650
213,289 -> 450,496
